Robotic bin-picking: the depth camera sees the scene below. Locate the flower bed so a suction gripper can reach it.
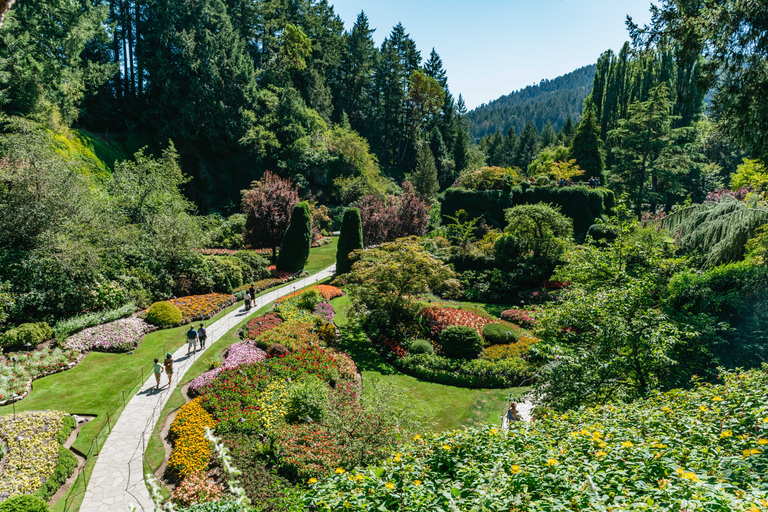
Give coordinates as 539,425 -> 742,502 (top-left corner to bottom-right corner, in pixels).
418,306 -> 492,339
276,285 -> 344,304
0,410 -> 72,499
254,321 -> 322,352
0,349 -> 80,401
241,313 -> 283,340
274,297 -> 317,324
274,424 -> 344,481
168,293 -> 236,322
53,303 -> 137,340
171,471 -> 224,507
313,302 -> 334,322
481,336 -> 539,361
307,367 -> 768,511
63,317 -> 153,353
499,308 -> 539,328
167,397 -> 216,481
188,344 -> 266,397
234,278 -> 282,294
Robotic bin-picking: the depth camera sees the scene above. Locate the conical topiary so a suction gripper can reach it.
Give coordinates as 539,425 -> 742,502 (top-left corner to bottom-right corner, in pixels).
335,207 -> 363,275
276,202 -> 312,273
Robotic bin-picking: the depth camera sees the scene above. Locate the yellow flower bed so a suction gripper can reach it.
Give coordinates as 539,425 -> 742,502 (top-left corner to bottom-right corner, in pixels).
167,397 -> 216,479
0,410 -> 68,498
255,380 -> 289,436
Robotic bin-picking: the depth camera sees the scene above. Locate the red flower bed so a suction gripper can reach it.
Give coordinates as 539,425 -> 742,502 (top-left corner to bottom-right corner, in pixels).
375,337 -> 407,358
500,308 -> 538,328
241,313 -> 283,340
275,285 -> 344,304
418,306 -> 492,338
273,424 -> 344,481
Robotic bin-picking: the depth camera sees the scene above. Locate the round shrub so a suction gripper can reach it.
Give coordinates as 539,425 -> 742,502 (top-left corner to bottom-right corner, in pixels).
146,301 -> 183,327
266,343 -> 290,358
297,289 -> 322,311
409,339 -> 434,355
482,323 -> 518,345
440,326 -> 484,360
0,495 -> 49,512
286,376 -> 330,424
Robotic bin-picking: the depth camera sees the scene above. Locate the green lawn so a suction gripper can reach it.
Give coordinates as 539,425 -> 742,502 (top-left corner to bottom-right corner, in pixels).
304,237 -> 338,275
330,296 -> 527,432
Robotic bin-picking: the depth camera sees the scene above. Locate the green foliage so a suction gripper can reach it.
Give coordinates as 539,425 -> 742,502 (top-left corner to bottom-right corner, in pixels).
439,326 -> 483,360
335,208 -> 363,275
482,323 -> 518,345
454,166 -> 521,191
395,352 -> 533,388
0,495 -> 49,512
286,377 -> 331,424
296,290 -> 322,312
408,339 -> 434,355
1,323 -> 52,349
276,203 -> 312,273
731,158 -> 768,197
146,301 -> 183,327
308,367 -> 768,511
411,140 -> 439,201
34,445 -> 77,502
568,107 -> 605,181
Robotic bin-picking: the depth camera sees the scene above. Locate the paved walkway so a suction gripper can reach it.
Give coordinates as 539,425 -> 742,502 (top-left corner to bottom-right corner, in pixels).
80,265 -> 336,512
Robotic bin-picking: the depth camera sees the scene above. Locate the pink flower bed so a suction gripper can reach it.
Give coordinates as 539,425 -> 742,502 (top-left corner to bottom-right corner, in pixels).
418,306 -> 492,338
64,317 -> 152,353
500,308 -> 538,328
188,343 -> 266,396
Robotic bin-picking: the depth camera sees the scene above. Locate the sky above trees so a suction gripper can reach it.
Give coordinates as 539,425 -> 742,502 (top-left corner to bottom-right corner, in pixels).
330,0 -> 656,110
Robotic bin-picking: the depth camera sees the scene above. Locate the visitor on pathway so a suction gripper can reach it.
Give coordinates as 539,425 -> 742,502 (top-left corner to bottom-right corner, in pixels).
164,352 -> 173,386
244,291 -> 252,311
186,325 -> 198,356
506,403 -> 521,422
248,285 -> 256,301
198,323 -> 207,349
152,358 -> 163,389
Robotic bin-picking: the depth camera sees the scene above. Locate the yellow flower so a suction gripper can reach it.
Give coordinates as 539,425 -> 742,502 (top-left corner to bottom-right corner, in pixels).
546,458 -> 558,466
489,428 -> 498,435
712,396 -> 723,401
661,406 -> 672,413
393,453 -> 402,462
596,451 -> 607,457
758,439 -> 768,445
413,480 -> 422,486
335,468 -> 346,474
743,448 -> 762,457
442,444 -> 451,450
621,441 -> 634,448
720,430 -> 733,438
510,464 -> 521,474
560,414 -> 568,420
599,441 -> 608,448
385,482 -> 395,490
308,478 -> 317,484
699,406 -> 708,412
652,443 -> 667,449
682,472 -> 699,481
675,467 -> 684,475
413,434 -> 421,440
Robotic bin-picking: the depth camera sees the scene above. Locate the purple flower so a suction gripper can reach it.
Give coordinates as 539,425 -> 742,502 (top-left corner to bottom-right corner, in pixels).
313,302 -> 334,322
64,317 -> 151,353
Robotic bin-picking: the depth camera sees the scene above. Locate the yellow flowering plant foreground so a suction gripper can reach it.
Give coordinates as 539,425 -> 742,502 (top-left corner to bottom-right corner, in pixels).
0,410 -> 71,498
306,367 -> 768,511
167,397 -> 216,481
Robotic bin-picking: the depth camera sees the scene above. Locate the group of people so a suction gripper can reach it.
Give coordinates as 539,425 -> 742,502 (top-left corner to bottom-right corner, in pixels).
244,284 -> 256,311
151,322 -> 208,390
587,176 -> 601,188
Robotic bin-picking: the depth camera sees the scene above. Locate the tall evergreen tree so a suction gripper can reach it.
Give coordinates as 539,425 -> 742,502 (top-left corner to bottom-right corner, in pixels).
276,202 -> 312,273
540,121 -> 558,149
569,108 -> 605,182
429,126 -> 449,185
423,48 -> 447,89
338,11 -> 376,132
516,122 -> 540,172
454,127 -> 471,175
411,139 -> 440,200
336,207 -> 364,274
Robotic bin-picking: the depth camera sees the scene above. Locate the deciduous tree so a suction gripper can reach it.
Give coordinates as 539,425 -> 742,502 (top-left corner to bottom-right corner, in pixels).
242,171 -> 299,258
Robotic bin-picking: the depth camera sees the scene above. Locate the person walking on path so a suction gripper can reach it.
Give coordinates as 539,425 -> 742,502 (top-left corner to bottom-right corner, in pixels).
244,291 -> 252,312
198,323 -> 207,350
152,358 -> 163,389
248,285 -> 256,300
186,325 -> 198,357
163,352 -> 173,387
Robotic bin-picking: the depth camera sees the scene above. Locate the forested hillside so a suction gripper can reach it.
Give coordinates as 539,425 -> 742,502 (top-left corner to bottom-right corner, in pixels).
466,65 -> 595,140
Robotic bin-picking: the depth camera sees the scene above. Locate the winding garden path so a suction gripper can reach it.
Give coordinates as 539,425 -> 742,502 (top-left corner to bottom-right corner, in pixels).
79,265 -> 336,512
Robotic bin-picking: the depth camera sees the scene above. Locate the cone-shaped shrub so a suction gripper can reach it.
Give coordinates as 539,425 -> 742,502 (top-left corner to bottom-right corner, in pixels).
335,207 -> 363,274
276,202 -> 312,273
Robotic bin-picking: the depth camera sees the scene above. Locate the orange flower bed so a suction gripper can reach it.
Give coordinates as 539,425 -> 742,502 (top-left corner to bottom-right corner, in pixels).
167,397 -> 216,480
419,306 -> 492,338
168,293 -> 235,320
275,285 -> 344,303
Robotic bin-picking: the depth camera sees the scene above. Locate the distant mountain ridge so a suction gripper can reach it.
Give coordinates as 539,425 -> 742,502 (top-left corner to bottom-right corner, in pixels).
467,64 -> 596,141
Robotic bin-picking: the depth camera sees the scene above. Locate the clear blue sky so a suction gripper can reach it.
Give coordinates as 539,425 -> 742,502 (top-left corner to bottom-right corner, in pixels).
328,0 -> 657,110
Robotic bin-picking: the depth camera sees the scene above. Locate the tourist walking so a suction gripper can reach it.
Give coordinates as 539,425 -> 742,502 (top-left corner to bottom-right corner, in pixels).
152,358 -> 163,389
186,325 -> 198,356
198,323 -> 207,349
164,352 -> 173,387
244,291 -> 252,311
248,285 -> 256,301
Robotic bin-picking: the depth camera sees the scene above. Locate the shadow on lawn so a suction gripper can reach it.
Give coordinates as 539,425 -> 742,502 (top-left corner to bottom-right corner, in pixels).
338,324 -> 398,376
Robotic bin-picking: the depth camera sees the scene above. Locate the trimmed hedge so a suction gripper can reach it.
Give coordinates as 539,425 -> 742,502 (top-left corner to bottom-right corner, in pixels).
409,339 -> 434,355
276,202 -> 312,273
441,186 -> 615,238
336,208 -> 363,275
0,495 -> 49,512
440,326 -> 484,360
394,353 -> 533,388
1,322 -> 52,349
482,322 -> 519,345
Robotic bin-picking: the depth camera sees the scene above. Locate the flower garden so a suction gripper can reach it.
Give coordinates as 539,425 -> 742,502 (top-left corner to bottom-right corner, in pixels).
0,349 -> 79,400
146,293 -> 237,324
63,317 -> 153,353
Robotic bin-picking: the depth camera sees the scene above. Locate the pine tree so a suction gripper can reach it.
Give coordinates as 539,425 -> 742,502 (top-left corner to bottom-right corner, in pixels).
516,122 -> 540,171
540,121 -> 558,148
412,140 -> 440,200
569,108 -> 605,182
454,128 -> 471,174
429,126 -> 449,185
423,48 -> 447,89
339,11 -> 377,133
336,207 -> 364,274
276,202 -> 312,273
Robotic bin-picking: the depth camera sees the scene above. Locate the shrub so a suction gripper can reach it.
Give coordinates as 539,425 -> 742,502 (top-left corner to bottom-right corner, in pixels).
336,208 -> 364,274
396,353 -> 534,388
440,326 -> 484,360
146,301 -> 183,327
266,343 -> 290,358
0,495 -> 49,512
482,322 -> 519,345
286,377 -> 330,424
315,320 -> 336,345
166,398 -> 216,482
296,289 -> 322,311
171,471 -> 224,507
276,202 -> 312,273
276,285 -> 344,303
482,336 -> 539,361
34,446 -> 76,502
418,306 -> 491,339
409,339 -> 434,355
1,322 -> 53,349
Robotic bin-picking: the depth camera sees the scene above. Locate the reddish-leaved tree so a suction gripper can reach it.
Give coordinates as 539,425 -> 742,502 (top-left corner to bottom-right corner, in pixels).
242,171 -> 299,259
358,181 -> 430,246
393,181 -> 430,239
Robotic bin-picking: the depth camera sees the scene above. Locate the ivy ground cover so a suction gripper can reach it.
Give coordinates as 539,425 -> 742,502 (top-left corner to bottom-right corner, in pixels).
63,317 -> 152,352
308,367 -> 768,511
